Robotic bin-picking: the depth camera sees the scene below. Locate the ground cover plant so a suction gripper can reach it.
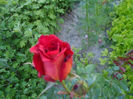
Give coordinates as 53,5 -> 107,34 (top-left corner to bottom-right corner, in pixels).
0,0 -> 77,98
109,0 -> 133,96
102,0 -> 133,98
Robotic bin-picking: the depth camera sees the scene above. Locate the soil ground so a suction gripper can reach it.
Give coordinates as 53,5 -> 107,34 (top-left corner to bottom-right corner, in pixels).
56,2 -> 113,71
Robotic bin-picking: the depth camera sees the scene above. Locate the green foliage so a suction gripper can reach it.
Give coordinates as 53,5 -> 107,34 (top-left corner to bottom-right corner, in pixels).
0,58 -> 46,98
107,0 -> 133,97
0,0 -> 7,4
36,48 -> 128,99
0,0 -> 76,98
73,48 -> 128,99
108,0 -> 133,58
81,0 -> 114,44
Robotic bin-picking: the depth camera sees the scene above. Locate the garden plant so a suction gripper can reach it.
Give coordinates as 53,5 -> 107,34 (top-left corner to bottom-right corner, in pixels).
0,0 -> 133,99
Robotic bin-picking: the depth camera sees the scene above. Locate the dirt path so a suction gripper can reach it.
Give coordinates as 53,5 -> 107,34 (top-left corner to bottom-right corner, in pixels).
56,2 -> 112,70
56,3 -> 85,48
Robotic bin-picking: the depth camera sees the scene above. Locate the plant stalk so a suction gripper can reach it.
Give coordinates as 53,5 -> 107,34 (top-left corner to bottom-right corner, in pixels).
61,80 -> 71,94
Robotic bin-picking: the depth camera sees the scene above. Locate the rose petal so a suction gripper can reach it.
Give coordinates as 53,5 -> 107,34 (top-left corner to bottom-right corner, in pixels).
33,54 -> 45,75
56,48 -> 66,58
61,42 -> 73,56
44,75 -> 55,82
43,52 -> 66,81
38,45 -> 53,60
30,34 -> 74,82
43,61 -> 59,80
47,50 -> 59,58
38,72 -> 42,78
39,35 -> 61,47
30,44 -> 39,54
59,57 -> 73,82
38,35 -> 61,58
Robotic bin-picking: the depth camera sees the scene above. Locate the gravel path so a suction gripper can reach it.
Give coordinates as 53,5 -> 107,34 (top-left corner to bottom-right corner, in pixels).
56,1 -> 119,70
56,2 -> 105,66
56,4 -> 83,48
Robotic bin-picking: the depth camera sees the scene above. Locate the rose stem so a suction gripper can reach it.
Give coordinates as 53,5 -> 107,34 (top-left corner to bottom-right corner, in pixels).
61,80 -> 71,94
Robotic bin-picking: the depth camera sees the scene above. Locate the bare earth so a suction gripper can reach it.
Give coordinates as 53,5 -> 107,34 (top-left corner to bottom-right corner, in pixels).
56,2 -> 111,70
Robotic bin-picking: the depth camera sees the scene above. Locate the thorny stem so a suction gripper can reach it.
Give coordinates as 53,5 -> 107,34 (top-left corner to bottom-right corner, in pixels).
61,81 -> 80,98
61,80 -> 71,94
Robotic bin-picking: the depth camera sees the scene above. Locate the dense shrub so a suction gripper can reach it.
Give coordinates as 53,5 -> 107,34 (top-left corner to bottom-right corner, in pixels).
0,0 -> 76,98
108,0 -> 133,58
108,0 -> 133,98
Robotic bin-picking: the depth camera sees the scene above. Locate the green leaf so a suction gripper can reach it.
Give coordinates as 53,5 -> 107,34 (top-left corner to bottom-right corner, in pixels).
113,66 -> 119,71
38,0 -> 46,3
40,96 -> 47,99
0,58 -> 9,67
37,82 -> 56,99
85,64 -> 96,73
101,49 -> 108,56
99,58 -> 107,65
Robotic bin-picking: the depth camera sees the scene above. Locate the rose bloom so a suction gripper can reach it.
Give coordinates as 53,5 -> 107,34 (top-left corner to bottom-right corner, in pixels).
30,35 -> 73,82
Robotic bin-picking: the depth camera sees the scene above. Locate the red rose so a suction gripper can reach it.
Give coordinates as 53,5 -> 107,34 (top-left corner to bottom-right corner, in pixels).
30,35 -> 73,82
